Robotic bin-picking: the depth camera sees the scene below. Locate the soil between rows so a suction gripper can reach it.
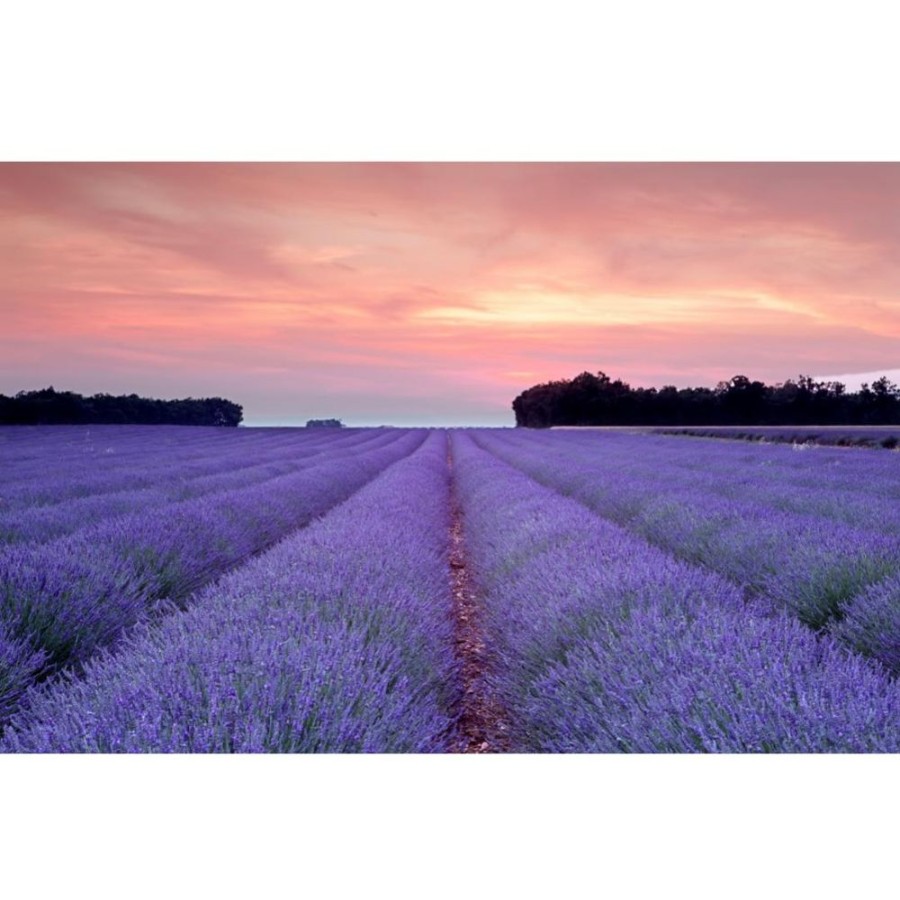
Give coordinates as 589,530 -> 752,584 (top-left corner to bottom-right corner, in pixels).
448,450 -> 509,753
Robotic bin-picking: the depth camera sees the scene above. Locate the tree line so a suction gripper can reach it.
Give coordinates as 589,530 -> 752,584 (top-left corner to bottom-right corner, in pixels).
0,387 -> 243,426
512,372 -> 900,428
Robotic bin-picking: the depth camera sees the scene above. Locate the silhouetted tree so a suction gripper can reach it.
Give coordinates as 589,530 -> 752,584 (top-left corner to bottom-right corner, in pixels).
0,387 -> 243,426
512,371 -> 900,427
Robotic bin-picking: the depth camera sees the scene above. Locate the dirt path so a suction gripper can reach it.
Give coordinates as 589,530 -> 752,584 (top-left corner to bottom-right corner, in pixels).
447,446 -> 509,753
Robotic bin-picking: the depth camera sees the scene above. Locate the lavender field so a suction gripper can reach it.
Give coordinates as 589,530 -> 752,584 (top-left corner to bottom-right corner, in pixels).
2,425 -> 900,752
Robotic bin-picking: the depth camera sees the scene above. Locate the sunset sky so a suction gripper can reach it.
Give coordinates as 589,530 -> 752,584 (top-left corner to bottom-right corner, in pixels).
1,162 -> 898,425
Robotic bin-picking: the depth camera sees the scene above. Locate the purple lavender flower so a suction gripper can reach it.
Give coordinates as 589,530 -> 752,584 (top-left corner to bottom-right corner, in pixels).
450,432 -> 900,752
0,427 -> 426,723
2,433 -> 459,752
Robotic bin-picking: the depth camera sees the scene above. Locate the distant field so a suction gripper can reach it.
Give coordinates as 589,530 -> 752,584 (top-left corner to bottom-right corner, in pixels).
3,425 -> 900,752
652,424 -> 900,448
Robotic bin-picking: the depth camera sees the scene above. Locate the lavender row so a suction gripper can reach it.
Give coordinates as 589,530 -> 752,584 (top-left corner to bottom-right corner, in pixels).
655,426 -> 900,449
482,429 -> 894,546
522,432 -> 900,536
607,441 -> 900,539
0,425 -> 273,488
0,426 -> 366,511
2,433 -> 458,752
1,426 -> 388,515
601,426 -> 900,540
0,430 -> 342,540
477,431 -> 900,648
483,432 -> 900,671
0,424 -> 231,467
451,433 -> 900,752
0,430 -> 425,723
0,429 -> 395,546
0,430 -> 389,546
545,428 -> 900,503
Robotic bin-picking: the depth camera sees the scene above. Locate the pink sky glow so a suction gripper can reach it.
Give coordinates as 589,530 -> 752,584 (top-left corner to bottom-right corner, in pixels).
1,163 -> 898,425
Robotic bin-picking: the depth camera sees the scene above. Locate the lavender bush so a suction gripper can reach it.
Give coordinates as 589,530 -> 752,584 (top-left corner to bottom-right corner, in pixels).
451,433 -> 900,752
2,433 -> 458,752
0,425 -> 378,510
0,427 -> 386,543
831,573 -> 900,671
475,431 -> 900,630
0,429 -> 425,722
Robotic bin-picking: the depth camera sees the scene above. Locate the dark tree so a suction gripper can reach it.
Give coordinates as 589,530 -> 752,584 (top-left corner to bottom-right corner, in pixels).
0,387 -> 243,426
512,371 -> 900,427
